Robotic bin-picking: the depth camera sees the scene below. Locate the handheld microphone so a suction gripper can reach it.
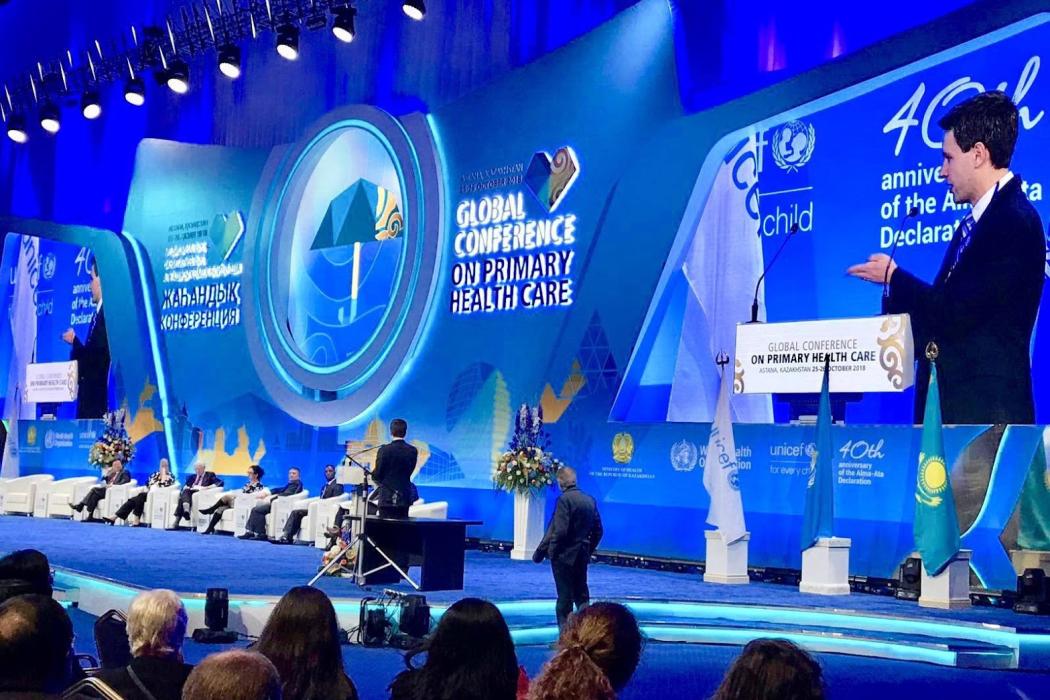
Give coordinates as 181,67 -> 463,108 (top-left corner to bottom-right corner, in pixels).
882,206 -> 920,312
750,222 -> 800,323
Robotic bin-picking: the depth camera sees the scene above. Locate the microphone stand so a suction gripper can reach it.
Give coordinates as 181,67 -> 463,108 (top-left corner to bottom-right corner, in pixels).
750,223 -> 799,323
881,207 -> 919,314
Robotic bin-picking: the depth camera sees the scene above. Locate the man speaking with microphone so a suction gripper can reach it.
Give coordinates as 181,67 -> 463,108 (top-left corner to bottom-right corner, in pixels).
848,91 -> 1044,424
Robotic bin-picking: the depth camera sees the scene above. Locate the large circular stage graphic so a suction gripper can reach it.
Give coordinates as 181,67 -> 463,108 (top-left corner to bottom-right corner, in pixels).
242,106 -> 444,426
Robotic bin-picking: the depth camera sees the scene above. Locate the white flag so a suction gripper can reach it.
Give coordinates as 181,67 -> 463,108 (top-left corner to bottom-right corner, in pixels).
702,369 -> 746,544
2,235 -> 39,478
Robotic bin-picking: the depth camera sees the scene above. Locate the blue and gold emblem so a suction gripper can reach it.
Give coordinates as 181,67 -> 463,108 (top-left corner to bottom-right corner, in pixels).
916,452 -> 948,507
612,432 -> 634,464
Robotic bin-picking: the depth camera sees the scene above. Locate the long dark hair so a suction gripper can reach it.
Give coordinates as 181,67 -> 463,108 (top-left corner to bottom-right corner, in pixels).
401,597 -> 518,700
528,602 -> 642,700
712,638 -> 824,700
256,586 -> 357,700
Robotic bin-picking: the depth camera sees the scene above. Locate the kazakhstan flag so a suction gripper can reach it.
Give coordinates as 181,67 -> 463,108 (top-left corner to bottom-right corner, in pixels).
800,358 -> 835,551
913,356 -> 961,576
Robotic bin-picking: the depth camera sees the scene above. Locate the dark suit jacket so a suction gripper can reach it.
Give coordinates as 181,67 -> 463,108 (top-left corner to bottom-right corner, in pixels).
372,440 -> 418,506
106,469 -> 131,486
95,656 -> 193,700
535,486 -> 603,567
887,176 -> 1044,424
182,472 -> 222,490
271,479 -> 303,498
320,479 -> 345,499
71,305 -> 110,419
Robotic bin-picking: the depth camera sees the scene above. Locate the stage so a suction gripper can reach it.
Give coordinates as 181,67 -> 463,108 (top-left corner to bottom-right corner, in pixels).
5,514 -> 1050,681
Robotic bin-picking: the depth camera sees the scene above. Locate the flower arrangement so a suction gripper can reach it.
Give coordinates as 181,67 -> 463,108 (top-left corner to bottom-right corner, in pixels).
493,404 -> 562,496
88,409 -> 135,469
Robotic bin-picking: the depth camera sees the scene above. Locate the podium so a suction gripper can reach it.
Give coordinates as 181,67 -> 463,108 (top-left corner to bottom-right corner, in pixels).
736,314 -> 915,594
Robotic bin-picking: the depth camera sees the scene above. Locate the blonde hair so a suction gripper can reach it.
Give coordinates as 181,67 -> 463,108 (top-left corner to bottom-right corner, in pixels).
127,589 -> 187,658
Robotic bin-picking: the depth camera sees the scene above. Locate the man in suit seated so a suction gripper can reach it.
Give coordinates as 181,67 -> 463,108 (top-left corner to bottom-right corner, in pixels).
70,459 -> 131,521
106,458 -> 175,526
372,418 -> 418,519
273,464 -> 343,544
172,463 -> 224,528
239,467 -> 303,540
95,589 -> 193,700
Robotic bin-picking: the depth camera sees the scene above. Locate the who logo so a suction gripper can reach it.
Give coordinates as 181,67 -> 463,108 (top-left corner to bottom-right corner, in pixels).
771,120 -> 816,173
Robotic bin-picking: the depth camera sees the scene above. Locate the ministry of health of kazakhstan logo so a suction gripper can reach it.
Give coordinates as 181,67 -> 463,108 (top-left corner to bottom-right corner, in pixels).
772,120 -> 816,173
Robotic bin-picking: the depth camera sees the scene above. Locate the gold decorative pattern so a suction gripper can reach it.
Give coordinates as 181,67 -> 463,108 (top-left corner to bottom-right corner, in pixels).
734,359 -> 745,394
877,315 -> 907,388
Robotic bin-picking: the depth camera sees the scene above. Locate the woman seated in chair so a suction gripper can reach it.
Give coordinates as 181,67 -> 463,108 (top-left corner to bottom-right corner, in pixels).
105,459 -> 175,526
198,465 -> 267,534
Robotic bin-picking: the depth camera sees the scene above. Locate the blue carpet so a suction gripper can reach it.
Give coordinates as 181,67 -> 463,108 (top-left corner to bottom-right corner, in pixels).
65,607 -> 1050,700
3,515 -> 1048,630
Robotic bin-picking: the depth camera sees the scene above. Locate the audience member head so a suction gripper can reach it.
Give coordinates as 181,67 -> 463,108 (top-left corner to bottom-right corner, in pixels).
0,594 -> 74,694
529,602 -> 642,700
182,650 -> 281,700
0,549 -> 52,598
255,586 -> 354,700
127,589 -> 187,660
248,464 -> 264,482
556,466 -> 577,491
713,638 -> 824,700
406,597 -> 518,700
324,464 -> 336,481
390,418 -> 408,439
159,458 -> 170,476
287,467 -> 301,483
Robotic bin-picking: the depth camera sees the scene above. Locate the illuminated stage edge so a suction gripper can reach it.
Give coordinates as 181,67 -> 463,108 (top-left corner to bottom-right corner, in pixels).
55,568 -> 1050,671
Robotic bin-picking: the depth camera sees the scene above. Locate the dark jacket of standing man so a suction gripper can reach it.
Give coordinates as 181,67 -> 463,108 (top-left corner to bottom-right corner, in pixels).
849,91 -> 1044,424
533,467 -> 603,630
63,259 -> 111,419
372,418 -> 418,516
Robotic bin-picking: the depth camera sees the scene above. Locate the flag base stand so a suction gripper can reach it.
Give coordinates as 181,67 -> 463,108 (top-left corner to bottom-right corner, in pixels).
703,531 -> 750,584
799,537 -> 851,595
1011,549 -> 1050,577
918,550 -> 972,609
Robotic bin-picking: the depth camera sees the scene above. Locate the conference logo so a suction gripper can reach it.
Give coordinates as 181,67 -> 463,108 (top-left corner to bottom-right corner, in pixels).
26,425 -> 37,446
612,432 -> 634,464
524,146 -> 580,212
669,439 -> 698,472
916,453 -> 949,507
771,120 -> 816,172
209,211 -> 245,263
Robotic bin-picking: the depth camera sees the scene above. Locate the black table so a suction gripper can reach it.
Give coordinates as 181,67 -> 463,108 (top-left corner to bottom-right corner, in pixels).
350,516 -> 482,591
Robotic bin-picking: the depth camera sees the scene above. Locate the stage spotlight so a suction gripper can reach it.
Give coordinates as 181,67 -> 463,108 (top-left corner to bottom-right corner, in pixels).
332,6 -> 356,43
39,101 -> 60,134
276,24 -> 300,61
81,90 -> 102,120
124,77 -> 145,106
402,0 -> 426,21
218,44 -> 242,79
166,58 -> 190,94
5,113 -> 27,143
192,587 -> 238,643
1014,568 -> 1050,615
896,556 -> 922,601
398,595 -> 430,638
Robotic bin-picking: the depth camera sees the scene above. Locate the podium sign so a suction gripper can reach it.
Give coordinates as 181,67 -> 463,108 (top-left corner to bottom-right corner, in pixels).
735,315 -> 913,394
24,361 -> 79,403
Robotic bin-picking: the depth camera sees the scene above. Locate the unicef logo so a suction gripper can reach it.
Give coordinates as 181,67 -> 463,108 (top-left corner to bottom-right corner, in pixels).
772,120 -> 816,172
243,106 -> 444,426
728,468 -> 741,491
669,440 -> 698,472
41,253 -> 57,281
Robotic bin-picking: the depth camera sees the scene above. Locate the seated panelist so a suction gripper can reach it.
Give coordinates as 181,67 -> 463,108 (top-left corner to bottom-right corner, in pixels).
198,465 -> 268,534
70,460 -> 131,521
105,458 -> 175,526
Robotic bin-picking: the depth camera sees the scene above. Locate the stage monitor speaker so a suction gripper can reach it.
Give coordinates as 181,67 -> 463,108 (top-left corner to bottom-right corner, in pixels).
205,587 -> 229,630
1014,568 -> 1050,615
399,595 -> 431,639
363,609 -> 389,647
896,557 -> 921,601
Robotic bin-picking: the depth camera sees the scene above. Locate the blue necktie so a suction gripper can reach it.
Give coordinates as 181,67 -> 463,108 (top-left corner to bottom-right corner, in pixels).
947,212 -> 976,278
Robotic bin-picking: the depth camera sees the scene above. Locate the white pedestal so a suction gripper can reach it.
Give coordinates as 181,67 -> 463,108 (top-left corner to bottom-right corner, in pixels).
800,537 -> 851,595
703,530 -> 750,584
510,490 -> 546,561
1011,549 -> 1050,577
919,550 -> 972,609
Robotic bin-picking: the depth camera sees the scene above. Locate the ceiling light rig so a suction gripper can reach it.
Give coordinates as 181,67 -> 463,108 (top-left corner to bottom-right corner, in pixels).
0,1 -> 386,145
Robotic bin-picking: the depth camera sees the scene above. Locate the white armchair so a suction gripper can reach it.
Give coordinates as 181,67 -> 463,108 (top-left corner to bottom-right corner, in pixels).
146,486 -> 181,529
71,480 -> 107,521
34,477 -> 99,518
1,474 -> 54,515
105,483 -> 146,524
175,484 -> 223,529
268,490 -> 310,538
301,493 -> 350,546
194,488 -> 241,533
